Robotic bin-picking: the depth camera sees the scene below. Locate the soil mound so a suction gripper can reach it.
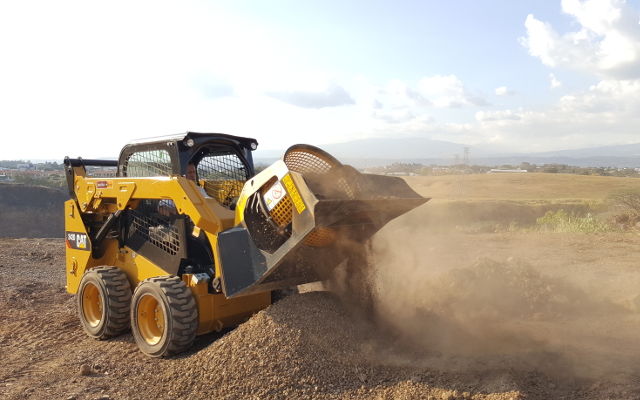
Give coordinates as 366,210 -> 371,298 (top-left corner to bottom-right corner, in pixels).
0,184 -> 65,238
4,238 -> 640,399
142,292 -> 523,400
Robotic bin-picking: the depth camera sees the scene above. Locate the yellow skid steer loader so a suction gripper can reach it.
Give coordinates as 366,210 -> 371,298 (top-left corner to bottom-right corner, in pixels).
64,132 -> 427,356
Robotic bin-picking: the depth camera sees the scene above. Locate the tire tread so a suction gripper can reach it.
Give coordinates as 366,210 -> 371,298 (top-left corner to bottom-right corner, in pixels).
78,266 -> 132,339
132,275 -> 198,357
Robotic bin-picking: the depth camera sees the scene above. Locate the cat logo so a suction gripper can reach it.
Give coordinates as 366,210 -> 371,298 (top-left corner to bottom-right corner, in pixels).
65,232 -> 90,251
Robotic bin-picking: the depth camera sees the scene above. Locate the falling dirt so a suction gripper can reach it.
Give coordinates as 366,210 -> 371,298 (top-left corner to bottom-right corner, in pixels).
360,215 -> 640,395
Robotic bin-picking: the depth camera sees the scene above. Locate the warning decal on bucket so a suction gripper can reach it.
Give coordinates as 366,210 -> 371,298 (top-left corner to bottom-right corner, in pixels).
263,180 -> 286,211
282,174 -> 306,214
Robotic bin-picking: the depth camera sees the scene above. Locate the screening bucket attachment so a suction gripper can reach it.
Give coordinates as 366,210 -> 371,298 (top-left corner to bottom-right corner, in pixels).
217,144 -> 429,298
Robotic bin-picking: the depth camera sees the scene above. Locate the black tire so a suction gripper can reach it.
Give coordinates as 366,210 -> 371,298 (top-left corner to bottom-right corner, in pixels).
77,266 -> 132,339
130,276 -> 198,357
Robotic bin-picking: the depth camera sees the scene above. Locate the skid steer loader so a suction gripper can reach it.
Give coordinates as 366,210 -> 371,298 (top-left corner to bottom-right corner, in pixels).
64,132 -> 428,357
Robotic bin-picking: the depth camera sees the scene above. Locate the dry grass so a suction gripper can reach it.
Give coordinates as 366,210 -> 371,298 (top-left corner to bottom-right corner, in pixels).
397,173 -> 640,232
404,173 -> 639,202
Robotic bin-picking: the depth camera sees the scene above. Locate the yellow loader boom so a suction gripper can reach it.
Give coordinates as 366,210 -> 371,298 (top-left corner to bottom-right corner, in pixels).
64,132 -> 427,357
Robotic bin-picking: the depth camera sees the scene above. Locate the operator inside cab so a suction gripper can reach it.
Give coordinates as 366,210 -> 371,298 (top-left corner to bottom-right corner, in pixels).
159,161 -> 210,216
185,162 -> 210,199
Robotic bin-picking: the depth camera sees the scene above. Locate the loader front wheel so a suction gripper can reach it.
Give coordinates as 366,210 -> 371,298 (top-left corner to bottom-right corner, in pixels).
77,266 -> 132,339
131,276 -> 198,357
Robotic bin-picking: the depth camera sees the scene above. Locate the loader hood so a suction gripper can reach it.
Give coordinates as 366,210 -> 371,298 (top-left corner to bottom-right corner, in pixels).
217,144 -> 429,298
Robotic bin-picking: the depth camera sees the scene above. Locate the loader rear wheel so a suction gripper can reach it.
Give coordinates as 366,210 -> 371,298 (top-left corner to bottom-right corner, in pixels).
77,266 -> 132,339
131,276 -> 198,357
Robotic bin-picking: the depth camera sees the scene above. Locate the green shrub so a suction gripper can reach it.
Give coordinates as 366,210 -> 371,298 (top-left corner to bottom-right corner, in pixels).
607,189 -> 640,229
12,174 -> 65,189
535,209 -> 613,233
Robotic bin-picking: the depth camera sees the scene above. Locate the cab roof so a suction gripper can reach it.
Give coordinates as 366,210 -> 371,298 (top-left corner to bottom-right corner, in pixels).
126,132 -> 258,150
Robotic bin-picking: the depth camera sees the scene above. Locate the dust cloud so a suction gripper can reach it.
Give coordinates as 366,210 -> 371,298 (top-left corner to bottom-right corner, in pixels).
328,209 -> 640,381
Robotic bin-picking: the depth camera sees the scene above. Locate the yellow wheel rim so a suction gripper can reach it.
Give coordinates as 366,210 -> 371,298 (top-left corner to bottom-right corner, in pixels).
137,294 -> 165,346
82,282 -> 103,328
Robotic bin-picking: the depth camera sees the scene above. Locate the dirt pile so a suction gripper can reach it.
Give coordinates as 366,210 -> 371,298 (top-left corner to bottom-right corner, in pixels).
1,239 -> 524,400
159,292 -> 516,400
0,183 -> 65,238
3,237 -> 640,399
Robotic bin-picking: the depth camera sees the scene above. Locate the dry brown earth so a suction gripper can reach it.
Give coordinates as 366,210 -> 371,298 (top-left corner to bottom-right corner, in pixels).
0,183 -> 65,237
3,232 -> 640,399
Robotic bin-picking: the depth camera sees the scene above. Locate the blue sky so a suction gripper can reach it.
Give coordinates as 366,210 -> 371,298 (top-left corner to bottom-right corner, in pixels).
0,0 -> 639,159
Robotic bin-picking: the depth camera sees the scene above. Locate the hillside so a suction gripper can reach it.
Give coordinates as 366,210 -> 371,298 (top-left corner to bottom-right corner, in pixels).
0,173 -> 636,238
0,183 -> 65,238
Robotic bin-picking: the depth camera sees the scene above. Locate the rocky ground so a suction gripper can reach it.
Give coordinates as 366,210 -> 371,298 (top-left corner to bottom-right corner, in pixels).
3,234 -> 640,399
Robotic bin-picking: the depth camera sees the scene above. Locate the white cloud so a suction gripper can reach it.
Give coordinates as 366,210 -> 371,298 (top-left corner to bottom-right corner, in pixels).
559,78 -> 640,113
364,75 -> 488,130
550,73 -> 563,88
520,0 -> 640,79
0,0 -> 356,158
563,0 -> 623,34
493,0 -> 640,152
465,78 -> 640,150
0,0 -> 637,159
357,76 -> 640,152
521,15 -> 562,67
267,85 -> 355,109
372,109 -> 418,124
417,75 -> 489,108
475,110 -> 522,122
495,86 -> 515,96
377,79 -> 430,109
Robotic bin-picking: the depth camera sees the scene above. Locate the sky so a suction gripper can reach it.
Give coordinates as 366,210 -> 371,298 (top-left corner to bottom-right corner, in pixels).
0,0 -> 639,160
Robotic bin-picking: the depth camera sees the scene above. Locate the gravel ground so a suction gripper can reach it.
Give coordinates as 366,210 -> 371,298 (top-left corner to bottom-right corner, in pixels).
2,236 -> 640,399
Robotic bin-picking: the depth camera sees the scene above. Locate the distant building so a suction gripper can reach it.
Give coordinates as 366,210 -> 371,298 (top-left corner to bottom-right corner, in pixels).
487,169 -> 528,174
0,174 -> 13,181
385,172 -> 417,176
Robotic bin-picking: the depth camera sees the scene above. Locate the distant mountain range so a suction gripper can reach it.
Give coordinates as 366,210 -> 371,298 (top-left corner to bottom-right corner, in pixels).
13,139 -> 640,168
254,138 -> 640,168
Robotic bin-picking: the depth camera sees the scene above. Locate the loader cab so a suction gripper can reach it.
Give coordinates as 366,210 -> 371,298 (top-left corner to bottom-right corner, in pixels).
118,132 -> 257,209
118,132 -> 257,183
115,132 -> 259,278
